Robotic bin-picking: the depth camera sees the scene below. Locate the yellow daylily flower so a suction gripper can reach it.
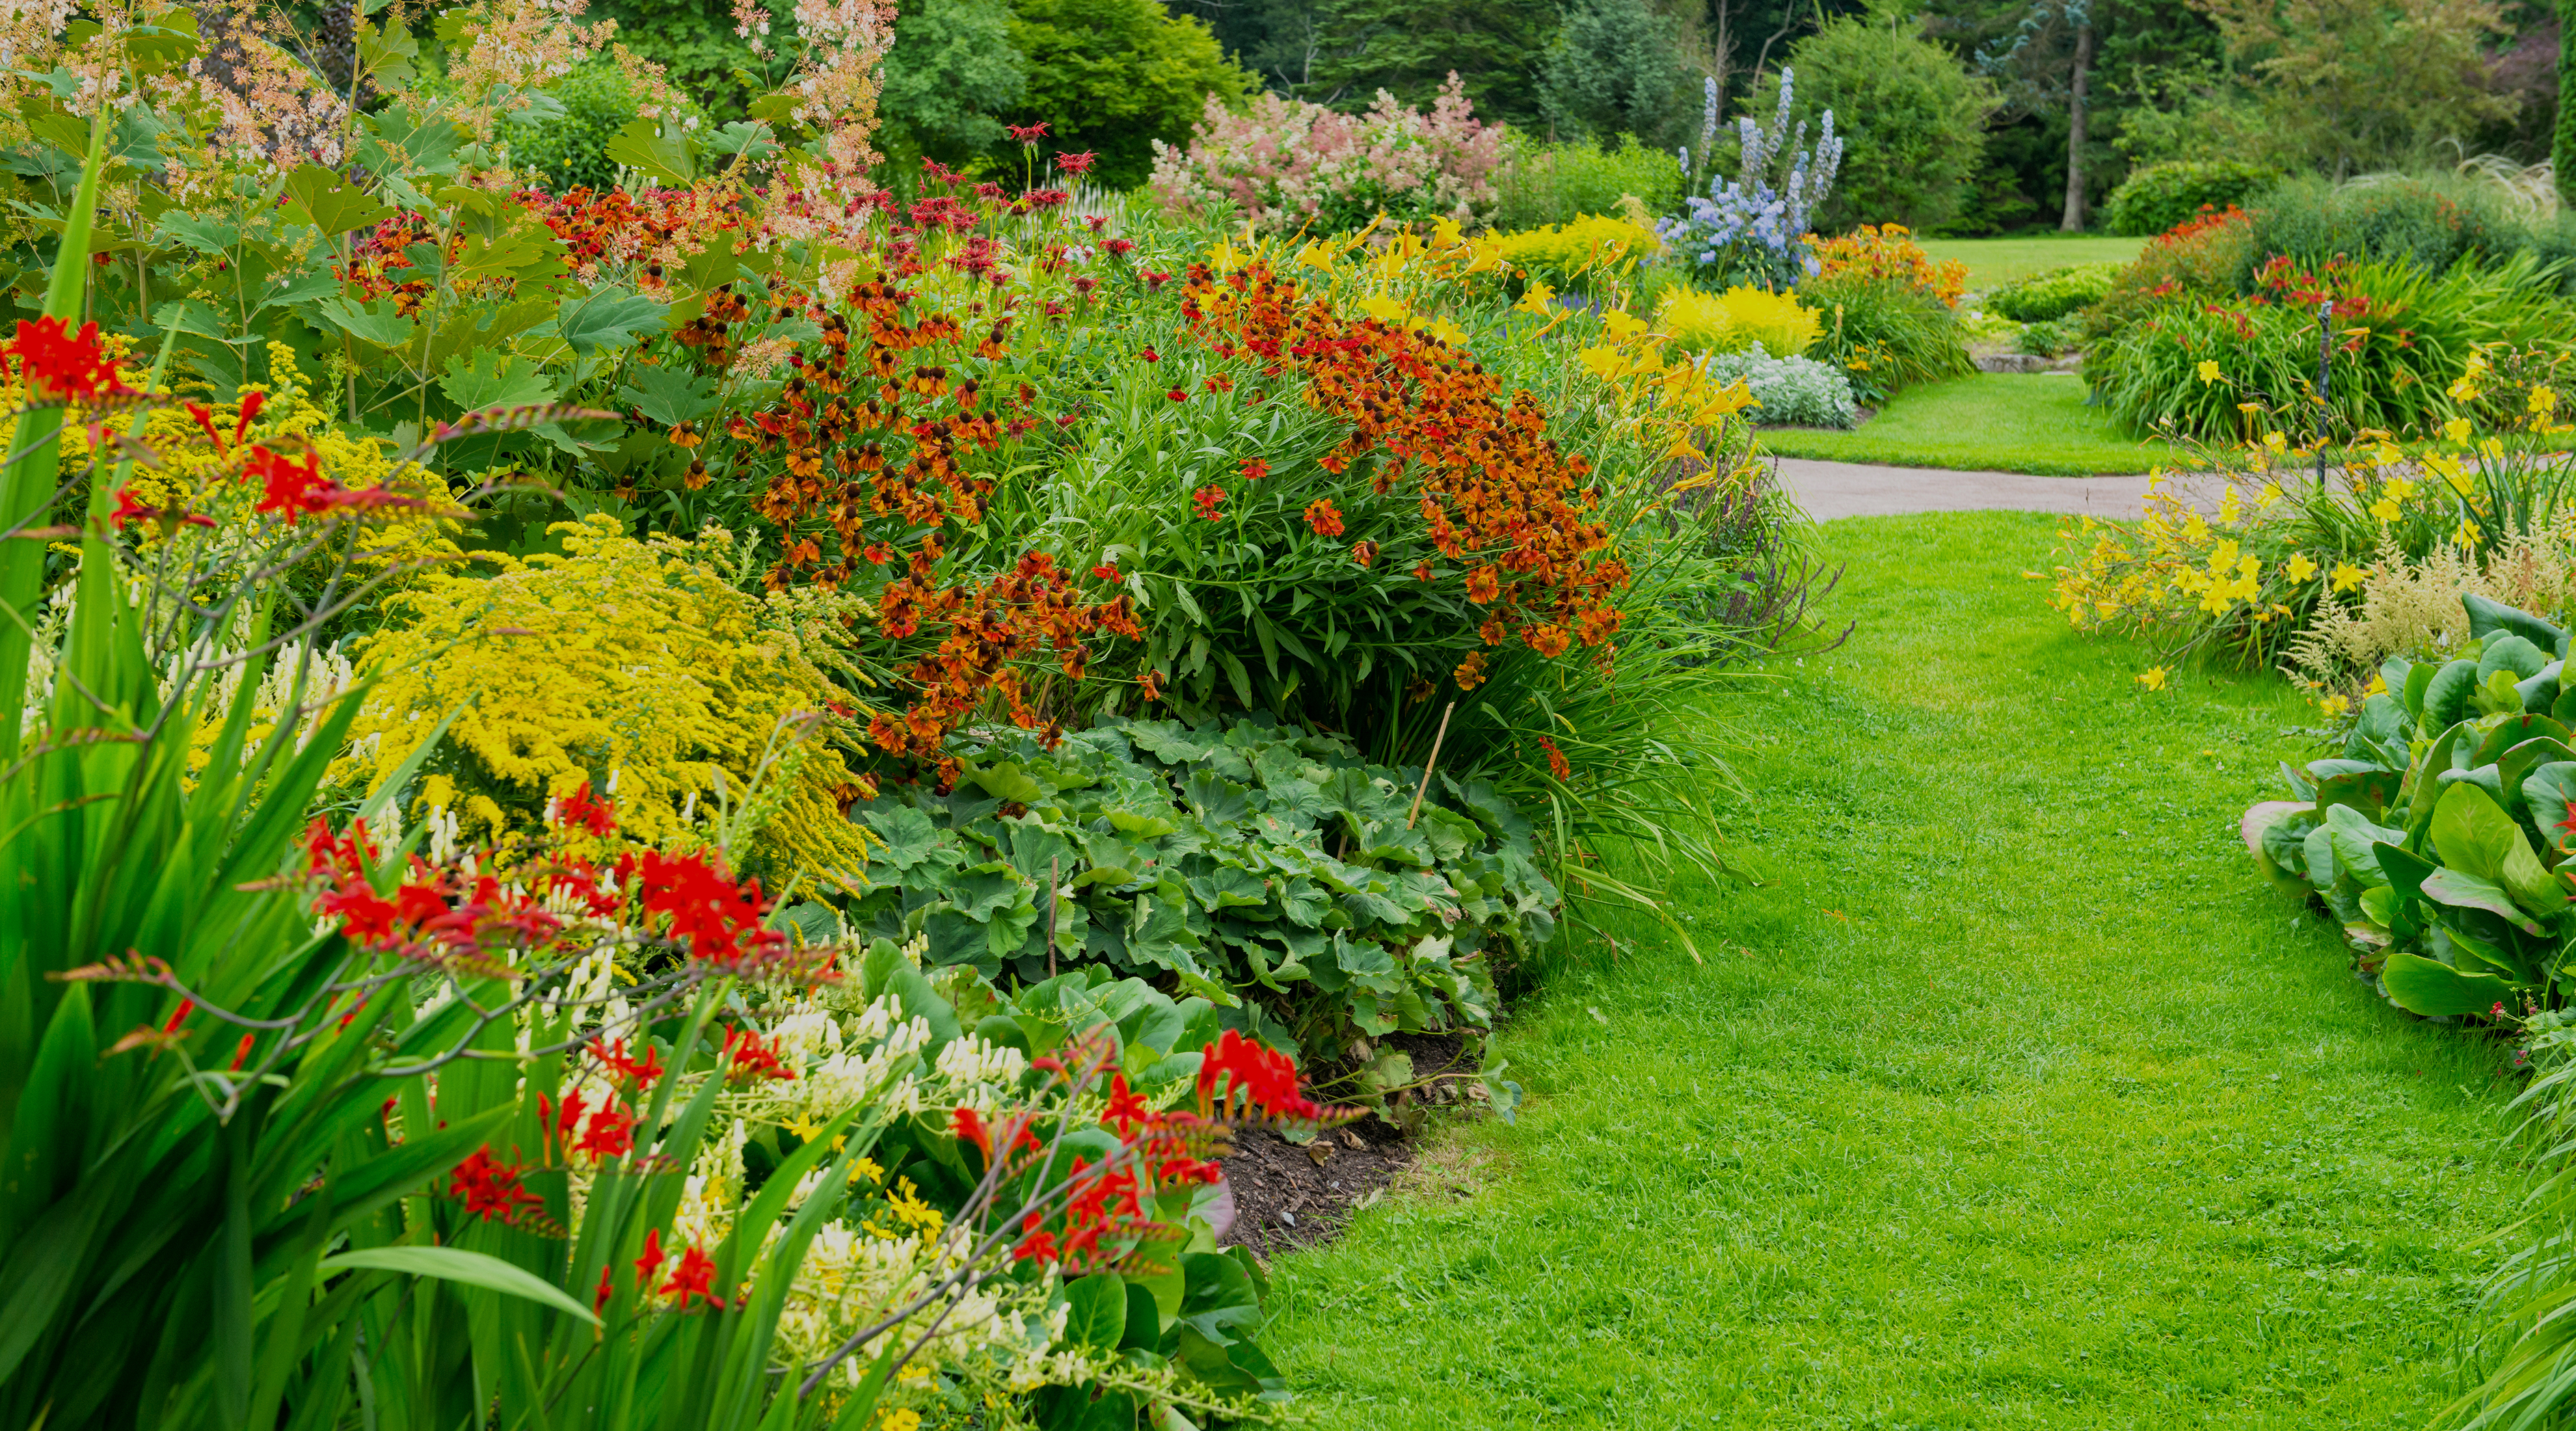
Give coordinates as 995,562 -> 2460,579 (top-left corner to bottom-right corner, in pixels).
2369,496 -> 2402,523
1602,308 -> 1648,345
2286,553 -> 2317,582
2454,518 -> 2483,549
2136,666 -> 2169,691
2445,418 -> 2474,445
2197,360 -> 2221,383
1514,282 -> 1558,315
2331,560 -> 2368,592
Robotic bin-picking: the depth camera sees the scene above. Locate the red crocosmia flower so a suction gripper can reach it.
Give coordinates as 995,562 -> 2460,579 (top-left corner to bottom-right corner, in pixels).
1091,562 -> 1121,581
593,1265 -> 615,1315
1104,1074 -> 1150,1136
1190,485 -> 1224,522
1196,1030 -> 1324,1119
108,486 -> 153,529
634,1228 -> 667,1286
449,1146 -> 543,1224
1302,498 -> 1345,537
576,1101 -> 638,1160
1166,387 -> 1187,403
7,315 -> 125,402
1054,150 -> 1097,175
1013,1227 -> 1061,1263
721,1025 -> 796,1081
1005,120 -> 1051,143
1239,457 -> 1267,481
952,1106 -> 993,1158
663,1244 -> 726,1307
247,445 -> 332,523
555,781 -> 617,836
593,1036 -> 667,1091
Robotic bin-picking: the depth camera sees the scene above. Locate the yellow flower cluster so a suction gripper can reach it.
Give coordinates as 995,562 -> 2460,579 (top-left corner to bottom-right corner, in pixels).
329,513 -> 878,882
1484,212 -> 1663,289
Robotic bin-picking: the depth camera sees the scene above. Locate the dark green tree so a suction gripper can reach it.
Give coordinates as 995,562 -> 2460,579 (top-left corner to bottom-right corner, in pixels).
1541,0 -> 1697,142
1000,0 -> 1252,189
2555,0 -> 2575,206
1762,8 -> 2001,231
1303,0 -> 1558,124
879,0 -> 1028,175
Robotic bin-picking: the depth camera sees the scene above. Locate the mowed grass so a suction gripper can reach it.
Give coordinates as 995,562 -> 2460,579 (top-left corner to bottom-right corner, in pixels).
1923,234 -> 2147,291
1758,372 -> 2179,475
1258,511 -> 2519,1430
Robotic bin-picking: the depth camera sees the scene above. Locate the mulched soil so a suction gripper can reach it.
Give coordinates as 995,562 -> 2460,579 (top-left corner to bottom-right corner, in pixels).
1216,1032 -> 1473,1257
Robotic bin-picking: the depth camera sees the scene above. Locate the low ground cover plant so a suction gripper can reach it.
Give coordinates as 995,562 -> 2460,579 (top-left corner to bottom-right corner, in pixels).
1986,261 -> 2123,323
1693,344 -> 1859,429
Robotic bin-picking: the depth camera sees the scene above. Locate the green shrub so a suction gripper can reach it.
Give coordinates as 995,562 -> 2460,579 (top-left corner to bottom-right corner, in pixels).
2086,203 -> 2256,338
850,714 -> 1553,1053
998,0 -> 1252,191
497,60 -> 645,194
1800,271 -> 1973,405
2100,160 -> 2280,237
1986,261 -> 2123,323
2086,252 -> 2570,438
2245,172 -> 2576,287
2014,316 -> 2078,357
1490,132 -> 1684,231
1758,15 -> 2001,234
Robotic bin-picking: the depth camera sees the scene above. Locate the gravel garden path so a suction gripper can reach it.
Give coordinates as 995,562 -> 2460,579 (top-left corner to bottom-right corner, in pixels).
1257,509 -> 2519,1429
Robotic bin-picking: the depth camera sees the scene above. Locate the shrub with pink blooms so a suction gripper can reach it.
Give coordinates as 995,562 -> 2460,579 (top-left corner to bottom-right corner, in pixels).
1146,73 -> 1507,235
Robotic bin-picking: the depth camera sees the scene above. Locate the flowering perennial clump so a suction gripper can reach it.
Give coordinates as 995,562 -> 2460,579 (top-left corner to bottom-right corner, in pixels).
1658,67 -> 1842,292
1147,75 -> 1507,234
1182,260 -> 1630,689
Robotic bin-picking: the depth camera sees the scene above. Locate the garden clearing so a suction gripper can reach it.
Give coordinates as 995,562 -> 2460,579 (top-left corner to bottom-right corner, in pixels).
1925,234 -> 2149,291
1758,372 -> 2180,475
1261,509 -> 2519,1429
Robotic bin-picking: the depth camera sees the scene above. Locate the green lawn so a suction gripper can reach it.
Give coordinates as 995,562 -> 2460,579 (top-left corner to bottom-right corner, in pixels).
1259,511 -> 2518,1430
1757,372 -> 2180,475
1923,234 -> 2147,291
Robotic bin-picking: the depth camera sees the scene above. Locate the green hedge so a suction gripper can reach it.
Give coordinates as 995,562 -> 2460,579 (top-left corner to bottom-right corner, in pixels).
2101,160 -> 2278,237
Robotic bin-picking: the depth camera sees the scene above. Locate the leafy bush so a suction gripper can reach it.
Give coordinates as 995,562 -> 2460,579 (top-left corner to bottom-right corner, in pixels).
1799,271 -> 1973,405
2087,252 -> 2569,438
2240,173 -> 2576,294
1538,0 -> 1693,146
1758,14 -> 2000,234
2014,316 -> 2080,357
2051,347 -> 2576,671
1147,76 -> 1506,234
851,714 -> 1553,1052
1697,344 -> 1859,427
1659,284 -> 1823,357
999,0 -> 1252,191
497,59 -> 647,193
1803,222 -> 1967,308
1489,132 -> 1685,231
2089,204 -> 2258,336
2249,593 -> 2576,1027
1488,212 -> 1662,293
1986,261 -> 2123,323
1657,66 -> 1842,291
2100,159 -> 2281,237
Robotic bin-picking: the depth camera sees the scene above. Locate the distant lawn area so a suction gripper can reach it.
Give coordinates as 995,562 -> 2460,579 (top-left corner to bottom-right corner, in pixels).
1756,372 -> 2179,475
1920,234 -> 2145,291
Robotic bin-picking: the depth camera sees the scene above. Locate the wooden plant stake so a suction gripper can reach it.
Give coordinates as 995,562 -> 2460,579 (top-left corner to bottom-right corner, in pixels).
1406,702 -> 1456,829
1045,855 -> 1059,979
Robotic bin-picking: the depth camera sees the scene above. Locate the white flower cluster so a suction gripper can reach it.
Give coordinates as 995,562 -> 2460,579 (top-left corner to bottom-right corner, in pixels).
1698,343 -> 1860,429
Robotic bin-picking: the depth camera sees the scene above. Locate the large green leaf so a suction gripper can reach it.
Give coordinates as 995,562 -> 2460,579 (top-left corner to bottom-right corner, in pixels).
2466,593 -> 2568,656
282,163 -> 395,236
554,286 -> 667,357
2424,659 -> 2482,730
1063,1274 -> 1128,1352
318,1247 -> 601,1326
438,351 -> 559,413
2381,951 -> 2514,1017
2431,781 -> 2531,883
2421,865 -> 2549,936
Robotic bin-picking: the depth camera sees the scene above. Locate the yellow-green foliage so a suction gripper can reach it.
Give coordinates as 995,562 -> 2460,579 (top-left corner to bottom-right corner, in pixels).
332,515 -> 877,885
1659,285 -> 1825,358
1490,213 -> 1662,289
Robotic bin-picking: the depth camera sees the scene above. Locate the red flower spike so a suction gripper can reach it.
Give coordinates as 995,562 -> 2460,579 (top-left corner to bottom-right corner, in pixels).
7,316 -> 125,402
556,781 -> 618,836
449,1146 -> 543,1224
593,1264 -> 615,1315
662,1245 -> 724,1309
1105,1073 -> 1150,1136
634,1229 -> 667,1286
952,1106 -> 992,1158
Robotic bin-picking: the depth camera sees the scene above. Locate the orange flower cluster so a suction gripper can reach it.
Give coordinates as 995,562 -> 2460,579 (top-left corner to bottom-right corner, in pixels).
1803,223 -> 1968,308
868,543 -> 1140,760
520,186 -> 747,280
1180,261 -> 1628,692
